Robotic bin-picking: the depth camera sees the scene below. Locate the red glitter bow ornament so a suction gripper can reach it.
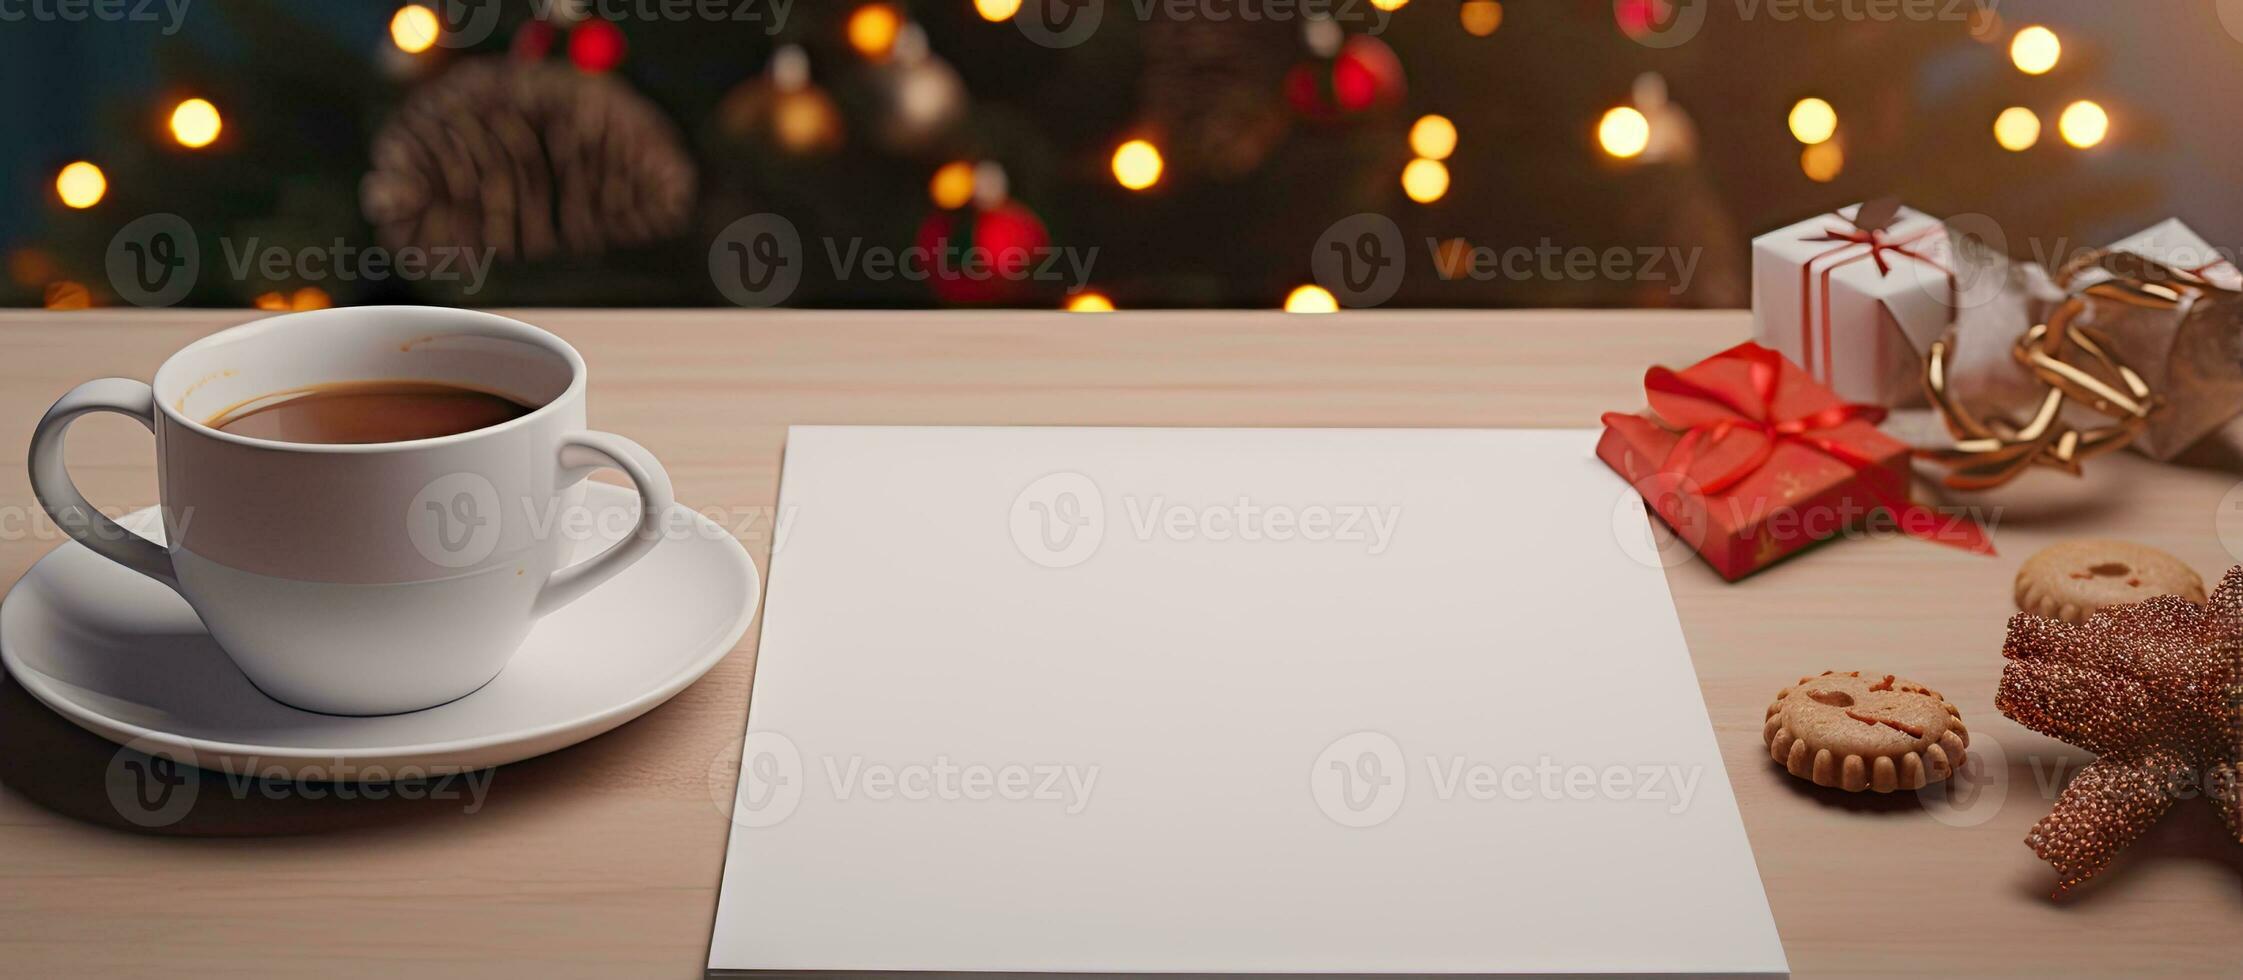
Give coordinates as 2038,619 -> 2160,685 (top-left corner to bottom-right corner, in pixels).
1996,566 -> 2243,897
1617,343 -> 1993,555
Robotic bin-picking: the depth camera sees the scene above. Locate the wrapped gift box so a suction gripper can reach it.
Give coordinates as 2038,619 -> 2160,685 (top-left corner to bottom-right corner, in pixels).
2087,218 -> 2242,290
1598,342 -> 1946,581
2061,218 -> 2243,460
1752,202 -> 1957,408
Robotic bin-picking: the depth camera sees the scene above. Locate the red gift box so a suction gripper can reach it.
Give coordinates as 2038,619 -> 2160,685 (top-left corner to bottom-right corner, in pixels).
1597,342 -> 1992,580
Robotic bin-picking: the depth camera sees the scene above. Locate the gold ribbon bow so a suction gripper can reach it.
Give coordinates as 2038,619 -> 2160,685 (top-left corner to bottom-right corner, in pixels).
1922,251 -> 2164,491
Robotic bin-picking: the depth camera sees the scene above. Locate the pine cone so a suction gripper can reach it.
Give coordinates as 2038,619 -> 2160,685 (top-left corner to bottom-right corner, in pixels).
1140,16 -> 1293,179
362,58 -> 696,262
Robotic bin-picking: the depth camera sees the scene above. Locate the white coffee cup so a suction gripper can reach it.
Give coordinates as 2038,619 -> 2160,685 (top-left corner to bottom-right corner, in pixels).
29,306 -> 674,716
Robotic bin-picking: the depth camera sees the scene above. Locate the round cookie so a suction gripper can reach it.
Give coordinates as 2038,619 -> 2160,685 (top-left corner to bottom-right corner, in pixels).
1763,671 -> 1968,793
2014,539 -> 2204,624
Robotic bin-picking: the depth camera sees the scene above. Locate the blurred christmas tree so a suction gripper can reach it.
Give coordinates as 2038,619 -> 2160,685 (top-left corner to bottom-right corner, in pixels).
6,0 -> 2156,310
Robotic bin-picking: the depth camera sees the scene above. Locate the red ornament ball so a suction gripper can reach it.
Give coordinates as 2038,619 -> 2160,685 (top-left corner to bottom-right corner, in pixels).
1283,34 -> 1405,121
914,200 -> 1052,305
1615,0 -> 1676,40
511,19 -> 557,61
568,19 -> 627,73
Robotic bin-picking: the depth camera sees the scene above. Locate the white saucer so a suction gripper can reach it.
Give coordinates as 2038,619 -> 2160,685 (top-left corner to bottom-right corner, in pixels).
1,482 -> 759,781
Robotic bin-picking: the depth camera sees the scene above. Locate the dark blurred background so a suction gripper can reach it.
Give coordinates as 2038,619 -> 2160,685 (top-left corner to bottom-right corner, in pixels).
2,0 -> 2237,310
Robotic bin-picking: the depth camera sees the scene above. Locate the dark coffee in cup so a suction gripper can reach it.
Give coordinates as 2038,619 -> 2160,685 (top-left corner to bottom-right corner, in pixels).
207,380 -> 535,444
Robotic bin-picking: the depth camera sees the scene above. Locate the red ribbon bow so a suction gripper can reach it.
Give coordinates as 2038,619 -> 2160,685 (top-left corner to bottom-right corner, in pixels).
1805,224 -> 1942,278
1603,344 -> 1994,555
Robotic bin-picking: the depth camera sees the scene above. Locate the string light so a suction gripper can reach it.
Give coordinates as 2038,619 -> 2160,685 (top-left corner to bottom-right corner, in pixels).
974,0 -> 1022,20
1993,106 -> 2041,151
390,4 -> 440,54
1408,115 -> 1457,161
1111,139 -> 1164,191
256,288 -> 333,312
1065,291 -> 1115,312
55,161 -> 106,209
2059,100 -> 2109,149
1801,142 -> 1844,182
2010,25 -> 2060,75
1460,0 -> 1502,36
1787,98 -> 1837,145
169,98 -> 223,149
7,247 -> 57,287
1401,158 -> 1449,204
1283,284 -> 1339,313
44,281 -> 92,310
929,160 -> 976,210
969,161 -> 1008,209
1597,107 -> 1650,160
1432,238 -> 1472,279
847,4 -> 903,61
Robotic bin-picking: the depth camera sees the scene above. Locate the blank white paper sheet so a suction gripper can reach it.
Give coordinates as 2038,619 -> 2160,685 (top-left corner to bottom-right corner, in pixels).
710,426 -> 1786,978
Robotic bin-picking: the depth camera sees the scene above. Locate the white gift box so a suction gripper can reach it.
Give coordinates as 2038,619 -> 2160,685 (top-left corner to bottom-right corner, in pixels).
1751,203 -> 1957,407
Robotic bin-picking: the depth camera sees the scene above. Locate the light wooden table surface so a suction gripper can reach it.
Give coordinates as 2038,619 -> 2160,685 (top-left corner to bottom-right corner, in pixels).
2,310 -> 2240,978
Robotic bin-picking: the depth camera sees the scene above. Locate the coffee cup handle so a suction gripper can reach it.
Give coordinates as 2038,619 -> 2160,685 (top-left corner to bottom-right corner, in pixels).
29,378 -> 180,589
534,431 -> 675,616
